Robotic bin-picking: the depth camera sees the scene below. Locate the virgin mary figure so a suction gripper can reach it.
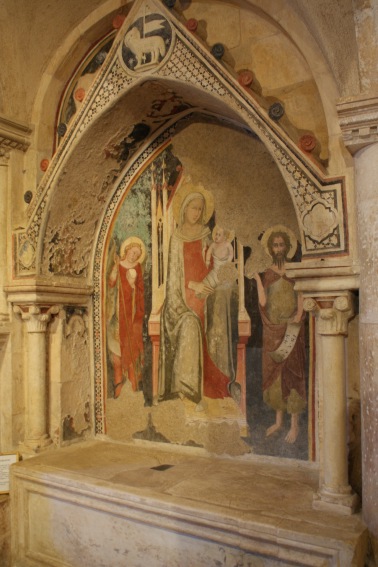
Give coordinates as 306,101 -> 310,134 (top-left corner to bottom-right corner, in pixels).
158,183 -> 233,410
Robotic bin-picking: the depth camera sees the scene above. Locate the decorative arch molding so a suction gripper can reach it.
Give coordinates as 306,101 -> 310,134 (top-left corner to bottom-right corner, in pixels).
30,0 -> 343,162
14,0 -> 349,281
30,0 -> 134,128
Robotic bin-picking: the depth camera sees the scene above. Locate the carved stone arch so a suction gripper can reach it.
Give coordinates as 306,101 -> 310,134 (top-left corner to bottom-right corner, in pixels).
14,0 -> 349,282
4,2 -> 365,534
30,0 -> 134,157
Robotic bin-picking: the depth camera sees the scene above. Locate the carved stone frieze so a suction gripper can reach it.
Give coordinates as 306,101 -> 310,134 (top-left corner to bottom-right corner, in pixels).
66,311 -> 88,339
337,94 -> 378,154
303,293 -> 355,335
0,146 -> 10,165
0,113 -> 32,152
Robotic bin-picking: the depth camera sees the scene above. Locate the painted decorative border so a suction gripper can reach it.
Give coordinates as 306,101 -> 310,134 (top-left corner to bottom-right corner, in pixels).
93,127 -> 172,433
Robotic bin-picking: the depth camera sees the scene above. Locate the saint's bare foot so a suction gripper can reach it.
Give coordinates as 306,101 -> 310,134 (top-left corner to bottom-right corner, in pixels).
285,428 -> 298,443
266,423 -> 282,437
266,410 -> 283,436
285,414 -> 299,443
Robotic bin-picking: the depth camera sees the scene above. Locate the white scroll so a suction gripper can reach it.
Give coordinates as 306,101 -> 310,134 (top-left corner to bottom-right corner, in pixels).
269,322 -> 302,363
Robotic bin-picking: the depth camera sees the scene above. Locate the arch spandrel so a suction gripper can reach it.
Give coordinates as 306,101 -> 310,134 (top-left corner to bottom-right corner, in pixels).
14,0 -> 350,281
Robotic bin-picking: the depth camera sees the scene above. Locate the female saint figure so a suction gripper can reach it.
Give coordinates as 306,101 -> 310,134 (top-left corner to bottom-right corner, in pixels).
107,237 -> 146,398
158,184 -> 232,410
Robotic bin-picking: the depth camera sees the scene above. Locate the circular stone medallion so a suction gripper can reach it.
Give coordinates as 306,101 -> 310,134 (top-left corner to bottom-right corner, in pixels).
121,14 -> 173,74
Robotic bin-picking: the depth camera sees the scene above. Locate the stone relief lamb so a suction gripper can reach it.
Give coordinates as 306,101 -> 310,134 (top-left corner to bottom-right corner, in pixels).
124,27 -> 166,69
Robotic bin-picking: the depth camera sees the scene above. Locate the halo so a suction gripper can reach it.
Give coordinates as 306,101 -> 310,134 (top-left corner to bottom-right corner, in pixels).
172,181 -> 215,224
120,236 -> 146,264
260,225 -> 298,260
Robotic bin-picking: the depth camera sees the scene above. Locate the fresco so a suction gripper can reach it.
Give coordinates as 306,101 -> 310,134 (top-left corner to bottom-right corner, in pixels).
104,161 -> 153,403
158,182 -> 239,409
107,236 -> 146,399
245,230 -> 311,460
103,134 -> 311,460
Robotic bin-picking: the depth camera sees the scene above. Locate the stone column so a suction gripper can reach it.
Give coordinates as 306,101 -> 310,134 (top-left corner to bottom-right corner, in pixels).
14,304 -> 59,451
354,142 -> 378,537
304,294 -> 359,514
0,117 -> 31,454
0,148 -> 11,451
337,95 -> 378,538
0,147 -> 10,321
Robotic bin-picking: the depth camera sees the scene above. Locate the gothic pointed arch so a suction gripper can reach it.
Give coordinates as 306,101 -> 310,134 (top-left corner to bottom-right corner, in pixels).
14,0 -> 350,282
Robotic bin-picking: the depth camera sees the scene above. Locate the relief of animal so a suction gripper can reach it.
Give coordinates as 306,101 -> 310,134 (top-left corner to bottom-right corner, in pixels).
124,27 -> 166,68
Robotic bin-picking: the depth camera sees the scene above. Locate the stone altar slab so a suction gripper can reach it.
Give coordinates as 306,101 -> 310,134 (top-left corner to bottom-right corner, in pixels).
10,440 -> 367,566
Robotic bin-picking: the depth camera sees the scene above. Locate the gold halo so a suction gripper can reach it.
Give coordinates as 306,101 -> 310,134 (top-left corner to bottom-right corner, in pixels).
172,182 -> 214,224
120,236 -> 146,263
212,225 -> 235,242
260,225 -> 298,260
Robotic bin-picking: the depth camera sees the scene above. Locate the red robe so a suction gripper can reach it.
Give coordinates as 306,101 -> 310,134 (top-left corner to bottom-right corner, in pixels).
111,263 -> 144,391
260,269 -> 306,404
183,239 -> 230,399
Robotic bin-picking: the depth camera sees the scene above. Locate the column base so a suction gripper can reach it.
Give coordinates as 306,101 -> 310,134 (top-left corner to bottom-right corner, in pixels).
20,435 -> 54,456
313,486 -> 360,515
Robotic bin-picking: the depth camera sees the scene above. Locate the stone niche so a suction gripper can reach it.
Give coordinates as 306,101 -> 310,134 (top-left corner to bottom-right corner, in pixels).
9,1 -> 364,565
100,115 -> 307,459
11,0 -> 357,467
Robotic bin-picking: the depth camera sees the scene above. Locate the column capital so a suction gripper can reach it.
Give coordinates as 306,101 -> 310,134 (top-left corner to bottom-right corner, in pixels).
303,293 -> 355,335
337,94 -> 378,155
13,304 -> 61,333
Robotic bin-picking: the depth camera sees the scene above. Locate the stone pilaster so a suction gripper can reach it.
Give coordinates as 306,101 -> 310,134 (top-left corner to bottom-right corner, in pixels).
0,148 -> 10,321
337,94 -> 378,536
354,141 -> 378,539
13,304 -> 60,452
304,293 -> 359,514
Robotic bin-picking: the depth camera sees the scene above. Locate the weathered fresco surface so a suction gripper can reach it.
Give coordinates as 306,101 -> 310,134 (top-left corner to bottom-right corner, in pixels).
103,124 -> 310,460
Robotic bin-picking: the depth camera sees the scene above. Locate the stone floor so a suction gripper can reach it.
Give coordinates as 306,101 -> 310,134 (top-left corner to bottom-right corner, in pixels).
10,439 -> 368,566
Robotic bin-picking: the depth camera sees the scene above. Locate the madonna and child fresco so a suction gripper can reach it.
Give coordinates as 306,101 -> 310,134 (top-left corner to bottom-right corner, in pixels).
158,184 -> 238,411
104,152 -> 310,460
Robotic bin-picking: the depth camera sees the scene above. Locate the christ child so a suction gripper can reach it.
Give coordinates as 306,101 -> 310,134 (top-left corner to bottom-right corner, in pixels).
205,226 -> 234,271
